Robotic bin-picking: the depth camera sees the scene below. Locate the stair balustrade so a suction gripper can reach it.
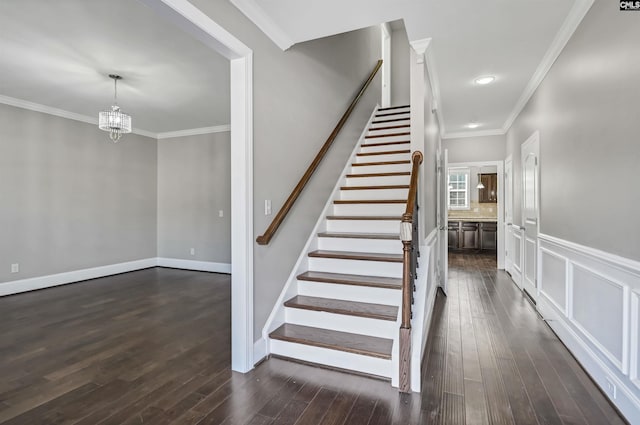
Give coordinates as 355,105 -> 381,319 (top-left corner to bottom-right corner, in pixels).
399,150 -> 423,393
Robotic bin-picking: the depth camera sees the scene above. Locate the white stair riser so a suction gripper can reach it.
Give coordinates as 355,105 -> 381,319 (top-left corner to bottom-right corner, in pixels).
375,112 -> 410,120
297,281 -> 401,306
333,203 -> 405,216
344,175 -> 410,186
308,257 -> 402,278
284,308 -> 396,339
378,106 -> 410,114
362,134 -> 410,144
350,163 -> 411,174
318,236 -> 401,254
326,219 -> 400,233
360,143 -> 410,154
269,340 -> 392,378
340,188 -> 408,200
355,153 -> 410,164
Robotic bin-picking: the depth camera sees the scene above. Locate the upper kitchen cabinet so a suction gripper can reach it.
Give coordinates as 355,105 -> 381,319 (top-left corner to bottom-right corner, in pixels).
479,173 -> 498,203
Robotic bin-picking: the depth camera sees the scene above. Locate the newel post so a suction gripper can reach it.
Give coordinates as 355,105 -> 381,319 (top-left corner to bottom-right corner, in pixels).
399,214 -> 413,393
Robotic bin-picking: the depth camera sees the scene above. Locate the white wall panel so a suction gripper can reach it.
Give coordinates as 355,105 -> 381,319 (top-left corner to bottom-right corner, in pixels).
540,249 -> 567,313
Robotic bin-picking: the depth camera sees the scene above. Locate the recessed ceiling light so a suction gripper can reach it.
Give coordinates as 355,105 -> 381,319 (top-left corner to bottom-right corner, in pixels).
466,122 -> 481,129
474,76 -> 495,85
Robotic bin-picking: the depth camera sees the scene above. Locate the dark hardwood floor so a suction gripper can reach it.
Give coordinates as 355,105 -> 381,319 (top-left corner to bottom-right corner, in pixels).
0,256 -> 627,424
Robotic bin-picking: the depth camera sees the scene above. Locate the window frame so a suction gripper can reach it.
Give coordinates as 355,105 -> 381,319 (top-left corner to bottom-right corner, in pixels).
448,167 -> 471,210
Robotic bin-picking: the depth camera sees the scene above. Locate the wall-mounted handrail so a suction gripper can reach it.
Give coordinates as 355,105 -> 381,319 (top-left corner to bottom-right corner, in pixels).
256,60 -> 383,245
399,150 -> 423,393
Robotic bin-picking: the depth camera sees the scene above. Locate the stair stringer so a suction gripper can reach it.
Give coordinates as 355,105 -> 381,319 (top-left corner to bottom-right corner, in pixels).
260,105 -> 381,355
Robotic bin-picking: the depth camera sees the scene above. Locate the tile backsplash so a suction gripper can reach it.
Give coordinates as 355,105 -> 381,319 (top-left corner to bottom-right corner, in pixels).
448,202 -> 498,220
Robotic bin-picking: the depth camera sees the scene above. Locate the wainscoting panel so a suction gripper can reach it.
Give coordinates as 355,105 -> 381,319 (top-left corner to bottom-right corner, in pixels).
537,233 -> 640,423
539,248 -> 567,314
507,225 -> 524,288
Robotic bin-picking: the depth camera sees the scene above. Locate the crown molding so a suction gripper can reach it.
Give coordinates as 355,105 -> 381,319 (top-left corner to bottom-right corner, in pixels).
0,94 -> 230,140
229,0 -> 293,51
502,0 -> 595,133
156,125 -> 231,139
441,127 -> 506,140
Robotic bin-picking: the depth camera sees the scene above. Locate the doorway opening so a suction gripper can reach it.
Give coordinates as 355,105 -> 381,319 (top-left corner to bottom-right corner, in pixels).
446,160 -> 505,270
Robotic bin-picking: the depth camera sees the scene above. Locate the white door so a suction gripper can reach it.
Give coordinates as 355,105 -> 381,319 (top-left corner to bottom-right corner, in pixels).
504,156 -> 513,275
521,132 -> 540,302
436,148 -> 448,294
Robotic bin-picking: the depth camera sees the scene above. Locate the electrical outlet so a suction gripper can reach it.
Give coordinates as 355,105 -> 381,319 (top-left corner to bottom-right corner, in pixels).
605,377 -> 617,399
219,210 -> 224,218
190,248 -> 195,256
11,263 -> 19,273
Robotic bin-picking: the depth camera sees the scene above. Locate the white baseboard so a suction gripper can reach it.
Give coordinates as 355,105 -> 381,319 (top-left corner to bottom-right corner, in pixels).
156,258 -> 231,274
254,337 -> 267,365
0,258 -> 157,297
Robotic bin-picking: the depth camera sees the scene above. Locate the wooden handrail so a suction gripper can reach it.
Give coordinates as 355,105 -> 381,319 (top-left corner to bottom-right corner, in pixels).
401,151 -> 423,328
256,60 -> 383,245
399,150 -> 423,393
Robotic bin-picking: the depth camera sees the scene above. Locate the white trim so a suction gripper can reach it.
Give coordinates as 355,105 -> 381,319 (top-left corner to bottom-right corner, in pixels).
536,233 -> 640,423
253,338 -> 268,364
157,258 -> 231,274
0,258 -> 157,297
156,125 -> 231,139
0,94 -> 157,139
416,39 -> 446,137
441,128 -> 506,140
502,0 -> 594,132
229,0 -> 293,51
539,233 -> 640,277
142,0 -> 255,374
539,295 -> 640,424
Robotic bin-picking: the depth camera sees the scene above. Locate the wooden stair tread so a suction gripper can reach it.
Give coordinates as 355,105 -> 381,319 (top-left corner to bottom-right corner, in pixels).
375,111 -> 410,118
367,124 -> 410,131
270,324 -> 393,359
326,215 -> 401,220
356,150 -> 410,157
378,105 -> 409,111
340,185 -> 409,190
361,141 -> 410,148
309,250 -> 402,263
334,199 -> 405,204
371,117 -> 410,124
365,132 -> 410,139
297,271 -> 402,289
346,172 -> 410,178
352,160 -> 410,167
317,232 -> 399,240
284,296 -> 398,321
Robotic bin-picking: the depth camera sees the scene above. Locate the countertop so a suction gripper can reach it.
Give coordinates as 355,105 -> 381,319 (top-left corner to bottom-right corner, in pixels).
449,217 -> 498,223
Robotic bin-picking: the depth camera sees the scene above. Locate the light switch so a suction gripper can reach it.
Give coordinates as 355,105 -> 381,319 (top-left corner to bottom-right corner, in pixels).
11,263 -> 19,273
265,200 -> 272,215
219,210 -> 224,217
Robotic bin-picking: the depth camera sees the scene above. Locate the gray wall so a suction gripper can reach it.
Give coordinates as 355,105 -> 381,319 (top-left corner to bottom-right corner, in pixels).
0,104 -> 157,283
423,60 -> 441,237
191,0 -> 383,340
391,28 -> 411,107
157,132 -> 231,263
506,0 -> 640,260
444,135 -> 506,163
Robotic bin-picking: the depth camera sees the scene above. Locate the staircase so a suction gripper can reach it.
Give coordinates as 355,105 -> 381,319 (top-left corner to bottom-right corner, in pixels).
267,105 -> 412,381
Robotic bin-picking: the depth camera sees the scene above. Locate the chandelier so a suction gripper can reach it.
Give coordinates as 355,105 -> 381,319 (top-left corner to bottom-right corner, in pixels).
98,74 -> 132,142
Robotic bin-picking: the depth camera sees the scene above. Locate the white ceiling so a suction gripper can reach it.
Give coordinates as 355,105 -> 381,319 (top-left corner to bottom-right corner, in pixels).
232,0 -> 593,138
0,0 -> 230,135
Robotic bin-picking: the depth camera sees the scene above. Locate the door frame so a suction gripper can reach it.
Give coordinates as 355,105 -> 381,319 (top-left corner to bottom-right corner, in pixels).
380,23 -> 391,108
436,147 -> 448,293
504,155 -> 514,275
143,0 -> 255,372
521,131 -> 541,302
448,160 -> 505,269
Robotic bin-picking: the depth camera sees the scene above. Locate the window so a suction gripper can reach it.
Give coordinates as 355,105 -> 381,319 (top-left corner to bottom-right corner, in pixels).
448,168 -> 470,210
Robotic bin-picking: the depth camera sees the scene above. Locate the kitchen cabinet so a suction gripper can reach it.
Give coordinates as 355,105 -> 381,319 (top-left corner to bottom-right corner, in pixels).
479,173 -> 498,203
447,221 -> 497,251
